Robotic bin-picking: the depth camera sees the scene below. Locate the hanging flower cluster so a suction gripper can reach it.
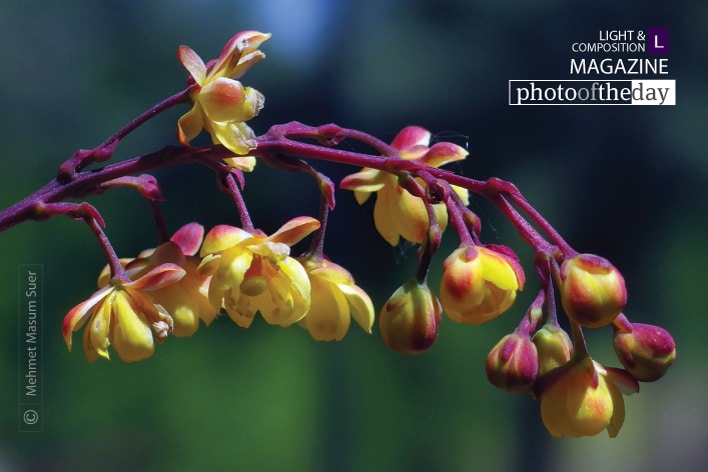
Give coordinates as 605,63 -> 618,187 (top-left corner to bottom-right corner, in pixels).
483,254 -> 676,438
0,31 -> 676,440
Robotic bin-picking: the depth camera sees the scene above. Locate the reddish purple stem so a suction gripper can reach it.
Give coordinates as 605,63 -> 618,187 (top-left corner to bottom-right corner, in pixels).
1,118 -> 576,273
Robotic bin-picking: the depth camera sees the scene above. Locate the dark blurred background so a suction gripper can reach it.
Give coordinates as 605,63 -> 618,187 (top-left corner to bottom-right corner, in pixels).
1,1 -> 706,471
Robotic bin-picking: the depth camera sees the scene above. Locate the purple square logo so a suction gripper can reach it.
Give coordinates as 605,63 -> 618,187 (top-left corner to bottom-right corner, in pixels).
647,28 -> 669,55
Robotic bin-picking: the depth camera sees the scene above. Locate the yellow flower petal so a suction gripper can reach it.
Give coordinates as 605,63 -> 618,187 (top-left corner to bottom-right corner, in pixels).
261,256 -> 311,326
201,225 -> 253,256
268,216 -> 321,246
209,121 -> 257,154
339,283 -> 375,333
249,240 -> 289,260
223,155 -> 257,172
177,104 -> 205,146
373,182 -> 401,246
340,168 -> 387,193
452,184 -> 470,206
62,285 -> 113,350
86,294 -> 113,361
606,376 -> 626,438
375,181 -> 431,245
307,260 -> 354,285
354,190 -> 372,205
111,292 -> 155,362
301,276 -> 350,341
540,379 -> 568,437
417,142 -> 468,168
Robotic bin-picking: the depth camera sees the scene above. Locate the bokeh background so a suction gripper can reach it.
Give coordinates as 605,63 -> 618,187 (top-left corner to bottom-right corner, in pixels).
1,0 -> 706,471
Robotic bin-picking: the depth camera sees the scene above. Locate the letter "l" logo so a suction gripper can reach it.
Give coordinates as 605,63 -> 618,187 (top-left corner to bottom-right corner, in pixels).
647,28 -> 669,55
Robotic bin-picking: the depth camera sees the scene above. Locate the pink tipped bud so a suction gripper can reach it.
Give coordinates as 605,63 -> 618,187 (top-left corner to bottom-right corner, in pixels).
379,279 -> 441,355
559,254 -> 626,328
440,245 -> 524,326
613,323 -> 676,382
486,333 -> 539,394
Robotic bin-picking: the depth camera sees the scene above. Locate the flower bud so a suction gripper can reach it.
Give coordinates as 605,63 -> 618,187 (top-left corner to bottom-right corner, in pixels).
440,245 -> 524,325
379,279 -> 441,355
559,254 -> 626,328
485,333 -> 539,394
613,323 -> 676,382
532,325 -> 573,375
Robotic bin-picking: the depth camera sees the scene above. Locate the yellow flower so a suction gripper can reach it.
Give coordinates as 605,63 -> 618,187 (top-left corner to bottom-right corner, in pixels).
177,31 -> 271,168
110,223 -> 217,337
62,264 -> 185,362
340,126 -> 468,245
297,256 -> 375,341
199,217 -> 320,328
538,356 -> 638,438
439,245 -> 525,325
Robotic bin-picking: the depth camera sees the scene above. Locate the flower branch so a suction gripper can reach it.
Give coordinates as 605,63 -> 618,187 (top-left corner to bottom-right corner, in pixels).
58,88 -> 193,181
0,145 -> 233,233
0,30 -> 676,440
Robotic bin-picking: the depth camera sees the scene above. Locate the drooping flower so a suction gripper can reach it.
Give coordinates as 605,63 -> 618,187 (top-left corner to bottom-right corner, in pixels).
297,256 -> 375,341
340,126 -> 469,246
177,31 -> 271,168
110,223 -> 217,336
62,264 -> 185,362
439,245 -> 525,325
537,356 -> 638,438
379,278 -> 442,354
199,217 -> 320,328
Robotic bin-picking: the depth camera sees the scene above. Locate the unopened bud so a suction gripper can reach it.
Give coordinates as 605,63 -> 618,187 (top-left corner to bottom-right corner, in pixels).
532,325 -> 573,375
486,333 -> 539,394
613,323 -> 676,382
560,254 -> 626,328
379,279 -> 441,355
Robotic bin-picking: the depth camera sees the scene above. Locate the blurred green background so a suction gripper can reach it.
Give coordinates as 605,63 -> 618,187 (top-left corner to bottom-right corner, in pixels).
1,0 -> 706,470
